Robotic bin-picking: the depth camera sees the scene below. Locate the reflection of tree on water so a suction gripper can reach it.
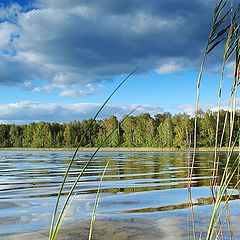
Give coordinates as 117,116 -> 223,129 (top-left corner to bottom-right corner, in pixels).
216,152 -> 240,188
95,152 -> 212,194
117,159 -> 125,192
79,152 -> 236,196
189,152 -> 216,187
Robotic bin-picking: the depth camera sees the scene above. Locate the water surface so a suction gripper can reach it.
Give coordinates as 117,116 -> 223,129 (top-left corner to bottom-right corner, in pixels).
0,150 -> 240,239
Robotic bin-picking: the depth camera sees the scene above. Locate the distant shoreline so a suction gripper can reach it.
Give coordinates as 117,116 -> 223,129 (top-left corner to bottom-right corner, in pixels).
0,147 -> 237,152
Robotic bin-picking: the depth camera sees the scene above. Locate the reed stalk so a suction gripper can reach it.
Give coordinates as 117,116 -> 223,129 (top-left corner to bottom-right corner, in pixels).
192,1 -> 240,239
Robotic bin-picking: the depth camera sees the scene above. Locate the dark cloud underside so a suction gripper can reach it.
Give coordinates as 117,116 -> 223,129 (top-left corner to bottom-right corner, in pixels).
0,0 -> 226,95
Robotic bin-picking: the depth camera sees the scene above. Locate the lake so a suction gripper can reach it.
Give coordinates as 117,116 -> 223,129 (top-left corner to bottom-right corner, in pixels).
0,150 -> 240,239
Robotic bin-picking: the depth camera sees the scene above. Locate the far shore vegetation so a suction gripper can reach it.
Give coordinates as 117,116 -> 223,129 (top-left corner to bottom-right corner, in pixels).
0,147 -> 238,152
0,109 -> 239,150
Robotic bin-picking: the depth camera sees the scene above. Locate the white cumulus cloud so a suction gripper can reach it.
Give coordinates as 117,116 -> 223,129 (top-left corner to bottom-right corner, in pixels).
0,101 -> 163,124
0,0 -> 225,97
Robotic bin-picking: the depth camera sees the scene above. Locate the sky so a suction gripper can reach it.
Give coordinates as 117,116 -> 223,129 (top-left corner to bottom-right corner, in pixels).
0,0 -> 237,124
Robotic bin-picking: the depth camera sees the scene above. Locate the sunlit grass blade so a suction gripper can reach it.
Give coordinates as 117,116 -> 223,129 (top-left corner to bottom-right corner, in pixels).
89,161 -> 109,240
50,106 -> 139,240
49,68 -> 138,239
208,158 -> 240,240
207,132 -> 240,239
207,37 -> 226,55
223,22 -> 233,56
51,194 -> 76,240
226,40 -> 237,62
209,24 -> 230,45
214,0 -> 226,22
210,8 -> 232,40
212,176 -> 240,240
194,1 -> 240,239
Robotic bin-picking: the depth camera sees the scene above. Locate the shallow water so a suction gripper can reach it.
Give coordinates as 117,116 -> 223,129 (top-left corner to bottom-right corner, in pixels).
0,150 -> 240,239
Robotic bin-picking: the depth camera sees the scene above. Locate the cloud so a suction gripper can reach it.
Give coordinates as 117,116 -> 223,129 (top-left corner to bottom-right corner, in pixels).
0,0 -> 229,96
175,104 -> 196,116
0,101 -> 163,123
155,60 -> 183,74
58,84 -> 103,97
0,22 -> 18,49
174,98 -> 238,117
0,55 -> 37,86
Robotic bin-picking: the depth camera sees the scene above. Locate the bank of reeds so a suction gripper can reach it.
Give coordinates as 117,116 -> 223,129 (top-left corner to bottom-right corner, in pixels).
190,0 -> 240,239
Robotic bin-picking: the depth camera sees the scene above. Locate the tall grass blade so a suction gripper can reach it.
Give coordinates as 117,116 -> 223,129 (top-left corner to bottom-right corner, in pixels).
223,22 -> 233,56
50,106 -> 139,240
215,1 -> 227,22
209,24 -> 230,45
207,37 -> 226,55
207,132 -> 240,239
210,8 -> 232,40
196,1 -> 240,239
49,68 -> 138,239
89,161 -> 109,240
52,194 -> 76,240
191,0 -> 227,189
214,0 -> 226,21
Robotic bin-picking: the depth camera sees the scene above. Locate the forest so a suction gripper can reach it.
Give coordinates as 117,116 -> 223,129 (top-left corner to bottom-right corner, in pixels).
0,109 -> 239,149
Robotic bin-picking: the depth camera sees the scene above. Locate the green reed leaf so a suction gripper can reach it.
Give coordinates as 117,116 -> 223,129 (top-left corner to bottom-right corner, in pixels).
52,194 -> 76,240
89,161 -> 109,240
207,37 -> 225,55
223,23 -> 233,57
210,8 -> 232,40
214,0 -> 227,24
49,68 -> 138,239
209,24 -> 230,45
50,106 -> 139,240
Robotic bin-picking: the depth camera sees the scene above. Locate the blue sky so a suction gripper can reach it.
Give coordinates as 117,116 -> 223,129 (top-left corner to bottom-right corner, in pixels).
0,0 -> 237,123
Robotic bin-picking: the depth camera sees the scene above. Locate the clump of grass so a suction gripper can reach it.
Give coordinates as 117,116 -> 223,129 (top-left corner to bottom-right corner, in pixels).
190,0 -> 240,239
48,68 -> 138,240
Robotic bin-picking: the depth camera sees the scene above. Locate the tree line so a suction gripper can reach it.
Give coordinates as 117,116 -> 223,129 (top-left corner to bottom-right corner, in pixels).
0,109 -> 239,148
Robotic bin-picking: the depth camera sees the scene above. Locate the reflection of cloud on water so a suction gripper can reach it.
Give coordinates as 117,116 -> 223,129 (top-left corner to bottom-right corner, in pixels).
156,217 -> 187,240
58,216 -> 190,240
4,214 -> 240,240
1,217 -> 188,240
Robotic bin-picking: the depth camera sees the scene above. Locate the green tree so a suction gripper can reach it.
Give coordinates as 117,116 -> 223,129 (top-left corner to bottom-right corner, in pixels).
134,113 -> 156,147
32,122 -> 52,148
99,116 -> 121,147
81,119 -> 99,147
57,130 -> 64,147
154,112 -> 172,127
121,116 -> 136,147
63,122 -> 75,147
0,124 -> 10,147
157,118 -> 174,147
172,114 -> 193,148
9,125 -> 24,147
22,122 -> 36,147
199,110 -> 216,147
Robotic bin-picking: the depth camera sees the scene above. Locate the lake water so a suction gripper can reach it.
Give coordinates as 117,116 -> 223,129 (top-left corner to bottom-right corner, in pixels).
0,150 -> 240,239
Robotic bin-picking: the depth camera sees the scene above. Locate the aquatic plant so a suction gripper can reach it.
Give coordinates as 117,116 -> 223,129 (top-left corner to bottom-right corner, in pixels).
190,0 -> 240,239
49,68 -> 138,240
